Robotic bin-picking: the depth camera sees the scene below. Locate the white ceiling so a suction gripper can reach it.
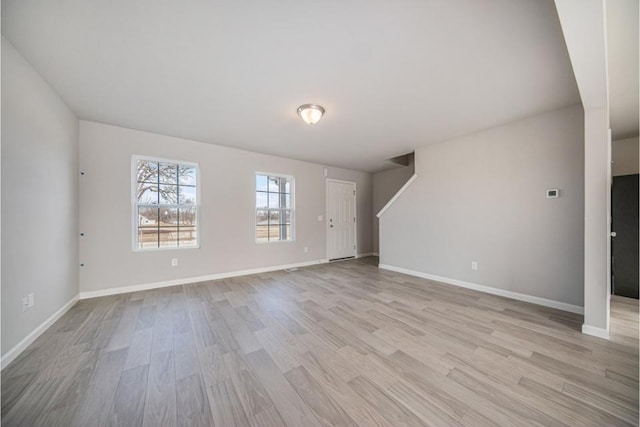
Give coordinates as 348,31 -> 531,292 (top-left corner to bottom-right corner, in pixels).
607,0 -> 639,141
2,0 -> 581,172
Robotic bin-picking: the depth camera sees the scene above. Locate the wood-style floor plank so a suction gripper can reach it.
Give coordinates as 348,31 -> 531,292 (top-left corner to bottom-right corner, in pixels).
1,257 -> 638,427
175,374 -> 213,427
207,379 -> 251,427
222,350 -> 275,418
143,351 -> 177,427
245,349 -> 323,427
348,375 -> 427,427
69,348 -> 129,427
107,364 -> 149,427
284,365 -> 359,427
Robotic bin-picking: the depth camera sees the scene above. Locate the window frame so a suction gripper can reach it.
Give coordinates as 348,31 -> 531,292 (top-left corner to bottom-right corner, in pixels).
255,172 -> 295,244
131,155 -> 201,252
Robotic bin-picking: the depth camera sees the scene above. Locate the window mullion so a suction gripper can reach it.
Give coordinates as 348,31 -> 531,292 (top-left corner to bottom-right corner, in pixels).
255,174 -> 293,243
135,158 -> 198,250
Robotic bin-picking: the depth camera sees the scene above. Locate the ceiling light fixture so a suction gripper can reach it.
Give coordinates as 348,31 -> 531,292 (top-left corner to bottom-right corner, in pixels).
297,104 -> 325,125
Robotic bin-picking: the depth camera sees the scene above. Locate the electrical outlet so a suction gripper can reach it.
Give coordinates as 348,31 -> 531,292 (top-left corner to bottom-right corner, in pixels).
28,292 -> 35,308
22,297 -> 29,312
471,261 -> 478,271
304,246 -> 309,253
171,258 -> 178,267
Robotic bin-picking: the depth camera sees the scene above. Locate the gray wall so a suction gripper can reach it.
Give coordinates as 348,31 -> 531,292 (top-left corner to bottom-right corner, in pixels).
79,121 -> 372,293
1,37 -> 79,355
612,136 -> 639,176
380,105 -> 584,306
372,164 -> 414,253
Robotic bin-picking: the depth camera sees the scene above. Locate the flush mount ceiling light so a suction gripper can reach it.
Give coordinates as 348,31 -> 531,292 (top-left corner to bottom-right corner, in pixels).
297,104 -> 325,125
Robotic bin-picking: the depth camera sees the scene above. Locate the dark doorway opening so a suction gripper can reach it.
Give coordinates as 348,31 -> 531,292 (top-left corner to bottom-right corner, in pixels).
611,174 -> 639,299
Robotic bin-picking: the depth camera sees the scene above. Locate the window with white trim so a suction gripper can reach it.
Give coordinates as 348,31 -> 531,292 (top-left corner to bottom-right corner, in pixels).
256,174 -> 294,242
134,157 -> 199,250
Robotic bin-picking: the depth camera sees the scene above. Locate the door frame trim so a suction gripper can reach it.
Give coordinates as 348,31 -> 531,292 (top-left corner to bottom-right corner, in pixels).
326,179 -> 357,261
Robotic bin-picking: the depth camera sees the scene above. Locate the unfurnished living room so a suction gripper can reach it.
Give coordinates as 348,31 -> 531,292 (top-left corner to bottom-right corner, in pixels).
1,0 -> 639,426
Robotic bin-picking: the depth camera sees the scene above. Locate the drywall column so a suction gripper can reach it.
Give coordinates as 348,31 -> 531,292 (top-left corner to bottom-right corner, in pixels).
583,108 -> 611,337
555,0 -> 610,338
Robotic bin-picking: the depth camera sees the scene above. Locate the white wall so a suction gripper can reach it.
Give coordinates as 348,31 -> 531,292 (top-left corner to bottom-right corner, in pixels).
1,37 -> 79,356
372,164 -> 414,253
612,136 -> 639,176
380,105 -> 584,307
79,121 -> 372,294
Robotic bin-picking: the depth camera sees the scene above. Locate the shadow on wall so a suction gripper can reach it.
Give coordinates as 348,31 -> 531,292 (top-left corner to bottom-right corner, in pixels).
372,153 -> 415,254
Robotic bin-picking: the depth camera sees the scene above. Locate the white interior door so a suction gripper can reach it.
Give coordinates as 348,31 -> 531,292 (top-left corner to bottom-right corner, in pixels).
327,180 -> 357,260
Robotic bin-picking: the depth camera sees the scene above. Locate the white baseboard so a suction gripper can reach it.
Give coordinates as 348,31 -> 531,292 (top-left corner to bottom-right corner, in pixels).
79,259 -> 329,300
1,295 -> 79,370
378,264 -> 584,315
581,324 -> 610,340
356,252 -> 375,258
372,252 -> 380,257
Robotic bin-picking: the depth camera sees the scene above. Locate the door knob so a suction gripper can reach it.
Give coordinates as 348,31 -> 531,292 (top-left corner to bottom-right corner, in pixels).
611,232 -> 617,237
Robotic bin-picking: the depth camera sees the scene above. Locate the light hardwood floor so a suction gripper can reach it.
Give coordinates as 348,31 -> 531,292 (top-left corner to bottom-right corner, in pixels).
2,257 -> 638,426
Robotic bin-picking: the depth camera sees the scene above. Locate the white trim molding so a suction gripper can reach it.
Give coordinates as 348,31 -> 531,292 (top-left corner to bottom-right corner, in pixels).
1,295 -> 79,370
356,252 -> 375,258
581,324 -> 610,340
79,259 -> 329,299
376,174 -> 418,218
327,253 -> 374,263
378,264 -> 584,315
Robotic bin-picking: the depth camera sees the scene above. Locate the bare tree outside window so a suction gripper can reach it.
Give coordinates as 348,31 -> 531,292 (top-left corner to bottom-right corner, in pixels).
135,158 -> 198,249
